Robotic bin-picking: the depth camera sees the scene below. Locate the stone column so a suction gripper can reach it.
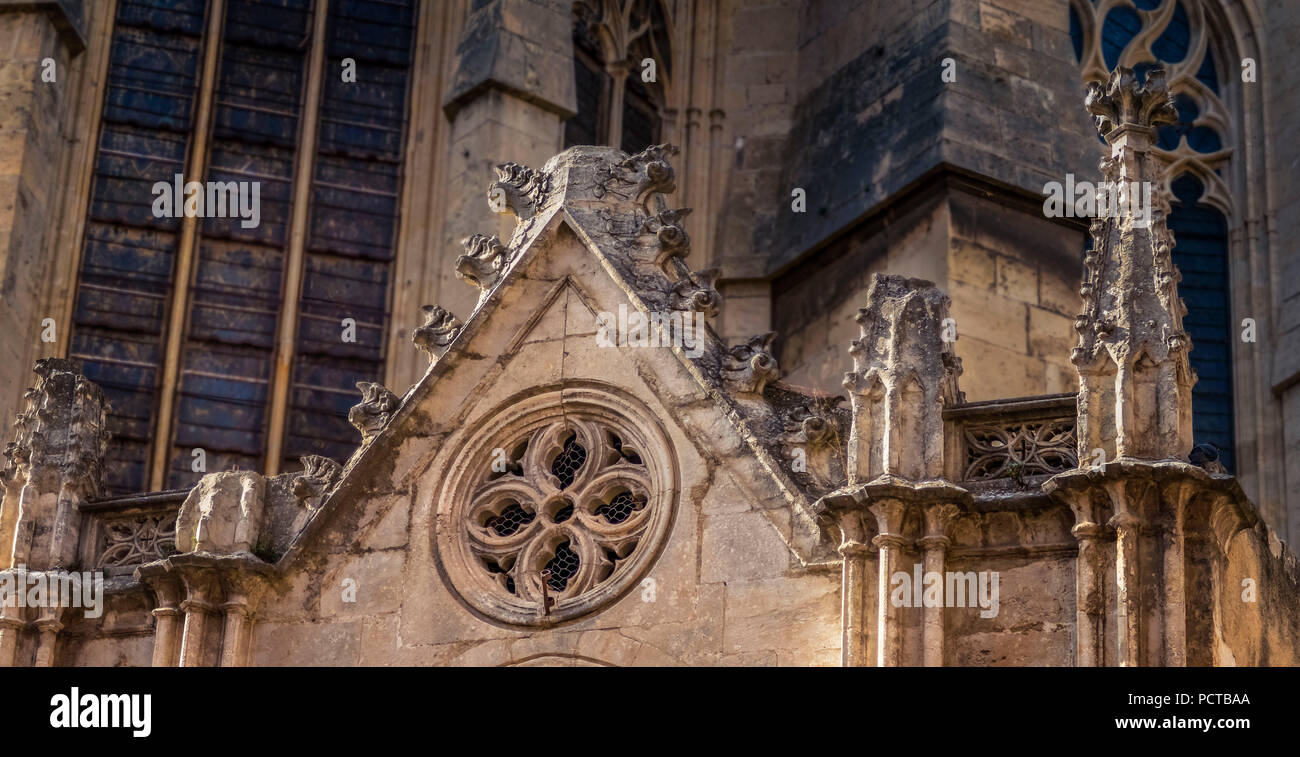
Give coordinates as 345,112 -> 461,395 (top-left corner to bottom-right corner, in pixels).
1070,518 -> 1106,668
31,614 -> 61,667
812,490 -> 874,667
920,503 -> 960,667
1109,507 -> 1141,667
138,567 -> 183,668
0,604 -> 23,667
176,569 -> 219,668
870,498 -> 908,668
217,569 -> 267,668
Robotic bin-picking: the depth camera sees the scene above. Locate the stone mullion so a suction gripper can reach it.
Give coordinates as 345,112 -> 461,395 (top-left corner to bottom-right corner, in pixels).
605,60 -> 630,149
149,0 -> 229,490
263,0 -> 332,476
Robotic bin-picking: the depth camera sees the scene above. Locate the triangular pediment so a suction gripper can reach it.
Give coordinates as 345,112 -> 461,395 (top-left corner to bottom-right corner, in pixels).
279,146 -> 848,570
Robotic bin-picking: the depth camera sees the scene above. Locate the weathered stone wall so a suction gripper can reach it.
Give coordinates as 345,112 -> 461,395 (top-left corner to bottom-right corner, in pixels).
0,3 -> 92,437
1263,0 -> 1300,549
775,182 -> 1086,401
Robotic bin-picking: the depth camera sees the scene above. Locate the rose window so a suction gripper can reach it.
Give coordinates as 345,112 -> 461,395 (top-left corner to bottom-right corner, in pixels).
468,419 -> 656,610
436,389 -> 676,626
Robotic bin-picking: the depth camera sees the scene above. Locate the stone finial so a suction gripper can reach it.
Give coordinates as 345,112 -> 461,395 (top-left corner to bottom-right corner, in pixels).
1073,66 -> 1194,463
411,305 -> 463,362
488,161 -> 550,221
175,471 -> 267,556
722,332 -> 779,395
1085,66 -> 1178,140
455,233 -> 511,297
348,382 -> 400,443
292,455 -> 342,510
841,274 -> 962,483
668,267 -> 721,318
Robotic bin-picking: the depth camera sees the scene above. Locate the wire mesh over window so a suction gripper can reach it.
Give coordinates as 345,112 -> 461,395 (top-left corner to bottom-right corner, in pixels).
545,542 -> 581,591
485,502 -> 534,537
595,491 -> 646,524
462,417 -> 663,617
550,433 -> 587,489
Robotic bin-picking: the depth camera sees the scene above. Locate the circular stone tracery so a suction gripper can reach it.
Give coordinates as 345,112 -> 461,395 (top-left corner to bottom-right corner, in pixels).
436,389 -> 677,626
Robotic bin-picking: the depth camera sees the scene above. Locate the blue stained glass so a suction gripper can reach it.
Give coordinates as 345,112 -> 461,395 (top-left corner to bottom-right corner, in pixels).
1168,173 -> 1235,472
1101,6 -> 1143,69
1150,2 -> 1190,63
1197,48 -> 1220,93
1157,93 -> 1222,153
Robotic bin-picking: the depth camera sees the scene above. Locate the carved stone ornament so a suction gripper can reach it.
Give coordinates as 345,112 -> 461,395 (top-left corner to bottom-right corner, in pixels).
97,512 -> 178,568
722,332 -> 780,395
1072,66 -> 1195,462
643,207 -> 692,264
668,266 -> 721,317
292,455 -> 343,509
593,143 -> 679,212
455,233 -> 511,298
348,381 -> 400,443
411,304 -> 463,361
435,387 -> 677,626
488,161 -> 550,221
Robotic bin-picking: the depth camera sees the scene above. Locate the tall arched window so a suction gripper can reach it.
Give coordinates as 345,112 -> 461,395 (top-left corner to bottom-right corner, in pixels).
564,0 -> 672,154
1069,0 -> 1236,470
69,0 -> 420,495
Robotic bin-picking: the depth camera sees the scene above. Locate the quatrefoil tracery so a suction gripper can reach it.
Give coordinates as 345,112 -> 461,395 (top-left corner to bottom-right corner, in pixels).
467,418 -> 653,607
